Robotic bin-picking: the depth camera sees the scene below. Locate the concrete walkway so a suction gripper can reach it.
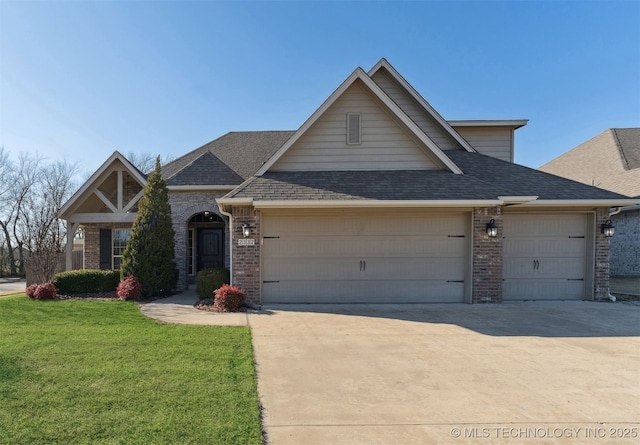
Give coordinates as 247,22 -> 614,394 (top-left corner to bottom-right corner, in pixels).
138,288 -> 249,326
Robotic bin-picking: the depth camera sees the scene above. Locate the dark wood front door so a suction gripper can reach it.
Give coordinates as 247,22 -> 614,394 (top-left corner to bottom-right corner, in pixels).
197,228 -> 223,271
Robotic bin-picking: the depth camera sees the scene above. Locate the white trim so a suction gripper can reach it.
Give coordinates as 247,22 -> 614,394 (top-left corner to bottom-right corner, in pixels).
498,196 -> 538,204
217,206 -> 234,286
252,200 -> 502,209
368,58 -> 477,153
167,185 -> 237,191
517,199 -> 640,207
123,190 -> 144,213
94,190 -> 118,213
256,67 -> 464,176
449,120 -> 528,129
59,151 -> 146,218
64,213 -> 137,224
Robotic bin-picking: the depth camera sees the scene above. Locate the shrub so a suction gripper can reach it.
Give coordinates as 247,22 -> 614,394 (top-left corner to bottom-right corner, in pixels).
26,284 -> 38,299
116,275 -> 143,301
196,268 -> 230,301
27,283 -> 57,300
213,284 -> 245,312
52,270 -> 120,294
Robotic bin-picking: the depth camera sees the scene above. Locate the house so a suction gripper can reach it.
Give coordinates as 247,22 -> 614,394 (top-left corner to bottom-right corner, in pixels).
58,59 -> 637,303
539,128 -> 640,277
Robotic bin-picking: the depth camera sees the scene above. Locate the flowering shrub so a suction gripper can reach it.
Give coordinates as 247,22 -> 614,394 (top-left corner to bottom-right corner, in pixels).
27,283 -> 57,300
116,275 -> 143,301
213,284 -> 246,312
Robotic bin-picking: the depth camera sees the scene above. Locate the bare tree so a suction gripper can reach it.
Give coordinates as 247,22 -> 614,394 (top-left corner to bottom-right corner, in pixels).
20,160 -> 77,283
125,151 -> 174,174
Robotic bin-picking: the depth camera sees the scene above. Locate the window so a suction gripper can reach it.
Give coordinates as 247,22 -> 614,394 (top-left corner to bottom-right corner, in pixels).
112,229 -> 131,269
347,113 -> 361,145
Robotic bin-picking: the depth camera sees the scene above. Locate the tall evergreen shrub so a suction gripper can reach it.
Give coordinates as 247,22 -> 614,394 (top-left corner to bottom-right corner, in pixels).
121,157 -> 177,296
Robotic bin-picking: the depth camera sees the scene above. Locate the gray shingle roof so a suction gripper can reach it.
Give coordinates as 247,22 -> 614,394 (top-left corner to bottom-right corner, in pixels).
225,151 -> 629,202
162,131 -> 295,183
166,151 -> 244,186
612,128 -> 640,170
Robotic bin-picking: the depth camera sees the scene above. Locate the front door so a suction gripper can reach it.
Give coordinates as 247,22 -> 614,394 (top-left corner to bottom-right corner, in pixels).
197,228 -> 223,271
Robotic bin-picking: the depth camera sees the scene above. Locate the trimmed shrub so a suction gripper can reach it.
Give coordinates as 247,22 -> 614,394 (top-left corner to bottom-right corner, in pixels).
52,269 -> 120,294
196,268 -> 230,301
213,284 -> 245,312
28,283 -> 57,300
116,275 -> 143,301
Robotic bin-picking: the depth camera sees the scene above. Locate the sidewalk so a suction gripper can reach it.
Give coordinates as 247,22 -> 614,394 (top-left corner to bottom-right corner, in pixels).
138,288 -> 249,326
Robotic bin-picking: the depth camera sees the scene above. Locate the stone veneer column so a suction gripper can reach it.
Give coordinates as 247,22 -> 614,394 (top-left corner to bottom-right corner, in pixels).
231,206 -> 261,304
472,207 -> 503,303
594,207 -> 612,301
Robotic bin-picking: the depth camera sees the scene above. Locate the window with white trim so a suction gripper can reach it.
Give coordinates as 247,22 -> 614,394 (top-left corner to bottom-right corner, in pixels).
112,229 -> 131,270
347,113 -> 361,145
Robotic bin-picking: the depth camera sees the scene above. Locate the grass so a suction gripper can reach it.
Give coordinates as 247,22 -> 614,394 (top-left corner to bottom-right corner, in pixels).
0,294 -> 262,445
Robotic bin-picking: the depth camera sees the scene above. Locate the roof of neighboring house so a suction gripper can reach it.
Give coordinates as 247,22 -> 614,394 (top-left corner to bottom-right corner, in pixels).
161,131 -> 295,184
539,128 -> 640,198
222,151 -> 629,203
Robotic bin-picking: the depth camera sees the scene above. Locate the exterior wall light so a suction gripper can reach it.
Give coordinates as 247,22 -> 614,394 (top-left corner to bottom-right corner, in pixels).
486,219 -> 498,238
601,219 -> 615,237
242,224 -> 251,238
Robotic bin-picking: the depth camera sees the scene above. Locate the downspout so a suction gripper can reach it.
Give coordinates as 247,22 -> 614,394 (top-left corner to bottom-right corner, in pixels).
607,207 -> 622,302
218,204 -> 234,285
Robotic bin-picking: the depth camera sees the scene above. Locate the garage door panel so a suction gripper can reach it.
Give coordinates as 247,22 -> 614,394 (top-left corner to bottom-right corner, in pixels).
503,258 -> 586,278
262,211 -> 468,303
503,238 -> 586,257
503,213 -> 587,301
503,279 -> 585,301
263,279 -> 465,304
266,236 -> 466,258
264,257 -> 466,281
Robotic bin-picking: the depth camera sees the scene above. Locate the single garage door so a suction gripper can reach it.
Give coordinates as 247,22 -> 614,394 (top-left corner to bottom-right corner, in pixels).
261,210 -> 469,303
503,213 -> 588,301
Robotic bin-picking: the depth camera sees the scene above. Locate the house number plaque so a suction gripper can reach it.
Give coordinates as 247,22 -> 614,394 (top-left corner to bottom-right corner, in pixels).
237,238 -> 255,246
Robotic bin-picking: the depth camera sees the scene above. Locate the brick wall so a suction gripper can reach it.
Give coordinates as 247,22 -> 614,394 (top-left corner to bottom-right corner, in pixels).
231,206 -> 261,304
168,191 -> 228,290
82,223 -> 132,270
594,207 -> 612,300
610,209 -> 640,277
472,207 -> 503,303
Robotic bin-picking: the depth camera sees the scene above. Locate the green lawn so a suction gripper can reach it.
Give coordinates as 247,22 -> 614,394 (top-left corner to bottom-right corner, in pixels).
0,294 -> 262,445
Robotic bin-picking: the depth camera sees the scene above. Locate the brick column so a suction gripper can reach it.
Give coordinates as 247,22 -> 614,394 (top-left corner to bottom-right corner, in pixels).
594,207 -> 612,301
232,206 -> 261,304
472,207 -> 503,303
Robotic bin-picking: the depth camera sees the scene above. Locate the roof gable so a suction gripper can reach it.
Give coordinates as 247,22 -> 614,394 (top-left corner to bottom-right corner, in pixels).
368,59 -> 476,153
271,80 -> 442,171
59,151 -> 146,222
162,131 -> 295,183
257,67 -> 463,175
165,151 -> 244,186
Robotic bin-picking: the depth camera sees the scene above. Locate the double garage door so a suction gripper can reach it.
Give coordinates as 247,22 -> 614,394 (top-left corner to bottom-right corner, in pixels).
261,210 -> 469,303
503,213 -> 589,301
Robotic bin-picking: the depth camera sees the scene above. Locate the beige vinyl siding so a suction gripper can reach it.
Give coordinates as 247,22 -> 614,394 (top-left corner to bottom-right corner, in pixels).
371,69 -> 458,151
454,126 -> 514,162
271,80 -> 439,171
261,209 -> 470,303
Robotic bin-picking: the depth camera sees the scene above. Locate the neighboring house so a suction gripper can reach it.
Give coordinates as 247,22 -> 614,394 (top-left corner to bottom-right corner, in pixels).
540,128 -> 640,277
59,59 -> 637,303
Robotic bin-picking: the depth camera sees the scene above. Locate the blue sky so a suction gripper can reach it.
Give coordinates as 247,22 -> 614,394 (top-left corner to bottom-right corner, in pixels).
1,0 -> 639,179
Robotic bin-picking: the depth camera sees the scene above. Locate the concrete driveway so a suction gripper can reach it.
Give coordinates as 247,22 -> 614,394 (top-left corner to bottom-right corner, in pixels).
249,301 -> 640,444
0,278 -> 26,296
